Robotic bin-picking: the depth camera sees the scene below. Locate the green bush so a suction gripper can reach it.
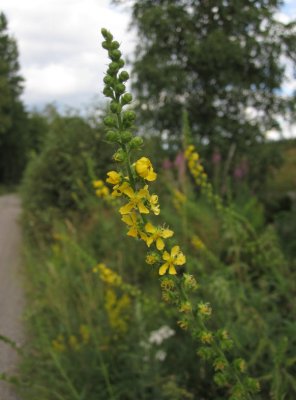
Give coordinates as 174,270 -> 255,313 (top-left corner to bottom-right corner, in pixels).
21,112 -> 113,238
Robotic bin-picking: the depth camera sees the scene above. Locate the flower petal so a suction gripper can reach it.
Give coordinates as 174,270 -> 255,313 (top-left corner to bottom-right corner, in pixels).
175,253 -> 186,266
171,245 -> 180,257
146,171 -> 157,181
145,222 -> 156,234
156,237 -> 165,251
138,188 -> 149,199
120,183 -> 134,198
119,202 -> 134,215
142,234 -> 153,247
138,202 -> 149,214
168,264 -> 177,275
127,227 -> 138,238
162,251 -> 170,261
106,171 -> 121,185
162,228 -> 174,239
121,215 -> 132,226
159,263 -> 169,275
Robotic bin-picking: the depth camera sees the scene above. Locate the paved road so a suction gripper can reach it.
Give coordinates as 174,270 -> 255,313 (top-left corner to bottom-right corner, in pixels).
0,195 -> 23,400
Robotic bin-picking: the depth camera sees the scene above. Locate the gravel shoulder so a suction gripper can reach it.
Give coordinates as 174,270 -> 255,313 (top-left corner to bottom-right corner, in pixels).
0,194 -> 24,400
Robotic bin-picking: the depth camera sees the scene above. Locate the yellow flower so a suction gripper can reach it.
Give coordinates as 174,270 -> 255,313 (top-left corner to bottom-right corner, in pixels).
106,171 -> 121,185
144,222 -> 174,250
159,245 -> 186,275
149,194 -> 160,215
93,179 -> 104,188
96,186 -> 110,198
119,185 -> 150,214
135,157 -> 157,181
121,212 -> 148,241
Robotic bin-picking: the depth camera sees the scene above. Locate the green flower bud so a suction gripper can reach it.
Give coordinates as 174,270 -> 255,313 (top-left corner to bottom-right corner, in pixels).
145,251 -> 160,265
111,41 -> 120,49
109,49 -> 121,61
121,131 -> 133,143
101,28 -> 113,41
110,101 -> 121,113
112,149 -> 125,162
115,83 -> 125,95
102,41 -> 110,50
109,62 -> 120,73
118,59 -> 125,68
103,86 -> 113,98
121,93 -> 133,105
130,136 -> 143,149
233,358 -> 247,373
123,110 -> 136,122
103,116 -> 117,127
213,372 -> 228,388
103,75 -> 113,85
119,71 -> 129,82
106,131 -> 120,142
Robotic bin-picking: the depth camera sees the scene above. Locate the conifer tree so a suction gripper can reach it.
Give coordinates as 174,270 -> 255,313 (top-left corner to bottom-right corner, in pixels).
0,11 -> 28,184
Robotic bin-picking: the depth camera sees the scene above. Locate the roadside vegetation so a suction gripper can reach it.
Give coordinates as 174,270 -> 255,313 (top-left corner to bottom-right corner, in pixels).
0,3 -> 296,399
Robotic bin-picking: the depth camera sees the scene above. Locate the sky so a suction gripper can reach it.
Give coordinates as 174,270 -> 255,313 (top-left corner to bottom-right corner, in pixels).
1,0 -> 135,111
1,0 -> 296,138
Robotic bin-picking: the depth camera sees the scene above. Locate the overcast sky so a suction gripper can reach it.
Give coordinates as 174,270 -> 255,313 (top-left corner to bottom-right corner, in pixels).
1,0 -> 296,138
1,0 -> 135,111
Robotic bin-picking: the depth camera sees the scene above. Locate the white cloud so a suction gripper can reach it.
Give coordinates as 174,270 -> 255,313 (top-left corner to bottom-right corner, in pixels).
1,0 -> 135,108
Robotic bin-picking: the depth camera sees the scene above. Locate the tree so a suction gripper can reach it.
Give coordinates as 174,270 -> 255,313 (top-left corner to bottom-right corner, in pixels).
115,0 -> 296,183
0,11 -> 28,184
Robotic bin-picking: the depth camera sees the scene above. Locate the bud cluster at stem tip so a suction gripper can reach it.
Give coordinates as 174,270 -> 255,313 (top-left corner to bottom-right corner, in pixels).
101,28 -> 143,152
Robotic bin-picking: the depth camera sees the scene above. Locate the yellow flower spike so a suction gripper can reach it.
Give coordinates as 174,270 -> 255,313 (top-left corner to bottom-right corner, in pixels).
106,170 -> 121,185
119,186 -> 150,215
159,245 -> 186,275
135,157 -> 157,181
144,222 -> 174,250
